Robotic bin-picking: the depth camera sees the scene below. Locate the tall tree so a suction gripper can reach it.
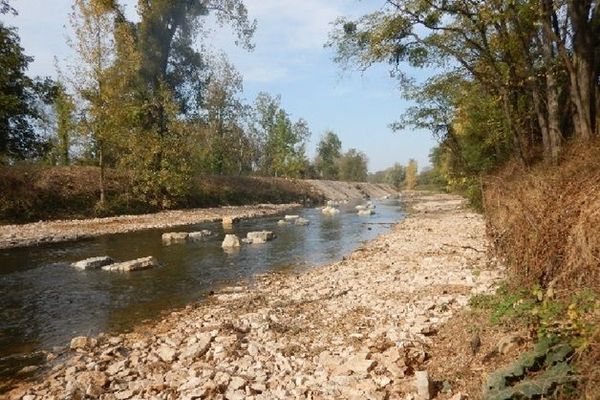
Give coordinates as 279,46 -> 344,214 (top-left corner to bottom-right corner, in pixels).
52,82 -> 76,165
0,16 -> 51,162
315,130 -> 342,179
68,0 -> 120,204
201,55 -> 250,175
405,159 -> 418,190
337,148 -> 368,182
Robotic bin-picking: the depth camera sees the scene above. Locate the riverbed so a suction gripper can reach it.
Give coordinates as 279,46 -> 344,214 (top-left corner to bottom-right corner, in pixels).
6,193 -> 504,400
0,199 -> 404,381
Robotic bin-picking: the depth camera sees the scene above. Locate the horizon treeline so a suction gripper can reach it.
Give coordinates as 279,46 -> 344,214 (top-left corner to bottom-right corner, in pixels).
0,0 -> 404,210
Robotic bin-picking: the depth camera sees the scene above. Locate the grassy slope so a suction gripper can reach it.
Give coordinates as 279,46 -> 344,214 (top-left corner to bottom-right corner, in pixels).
0,166 -> 326,224
0,166 -> 398,224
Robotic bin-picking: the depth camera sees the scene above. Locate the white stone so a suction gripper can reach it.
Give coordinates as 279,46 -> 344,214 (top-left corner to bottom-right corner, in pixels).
71,256 -> 114,270
246,231 -> 276,244
357,209 -> 375,216
229,376 -> 246,390
284,215 -> 300,221
295,217 -> 310,226
222,234 -> 241,248
181,333 -> 211,359
414,370 -> 432,400
157,345 -> 177,363
322,206 -> 340,215
101,256 -> 159,272
161,232 -> 189,245
188,230 -> 213,241
70,336 -> 96,350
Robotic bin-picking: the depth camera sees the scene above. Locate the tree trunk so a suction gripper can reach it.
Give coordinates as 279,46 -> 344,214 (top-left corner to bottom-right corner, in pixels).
532,88 -> 550,159
501,91 -> 526,166
99,145 -> 106,204
540,0 -> 563,163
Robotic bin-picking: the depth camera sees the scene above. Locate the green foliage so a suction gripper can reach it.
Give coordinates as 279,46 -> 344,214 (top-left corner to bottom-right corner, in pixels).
470,285 -> 597,346
0,22 -> 52,162
50,82 -> 76,165
251,92 -> 309,178
484,337 -> 575,400
369,163 -> 406,188
337,148 -> 368,182
315,131 -> 342,179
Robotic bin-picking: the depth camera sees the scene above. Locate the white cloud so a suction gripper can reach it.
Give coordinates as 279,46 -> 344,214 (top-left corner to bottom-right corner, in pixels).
245,0 -> 343,51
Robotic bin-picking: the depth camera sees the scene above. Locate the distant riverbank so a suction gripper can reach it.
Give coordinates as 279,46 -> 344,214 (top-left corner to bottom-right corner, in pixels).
0,165 -> 396,225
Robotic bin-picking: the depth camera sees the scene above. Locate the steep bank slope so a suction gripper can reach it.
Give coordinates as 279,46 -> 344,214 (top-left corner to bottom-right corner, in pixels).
0,165 -> 396,224
304,179 -> 397,201
7,193 -> 503,399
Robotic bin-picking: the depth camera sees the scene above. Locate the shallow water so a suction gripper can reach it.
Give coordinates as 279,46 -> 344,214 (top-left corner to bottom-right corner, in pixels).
0,199 -> 404,374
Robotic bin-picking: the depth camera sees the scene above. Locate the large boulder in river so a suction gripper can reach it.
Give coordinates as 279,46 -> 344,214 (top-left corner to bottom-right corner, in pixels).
101,256 -> 159,272
71,256 -> 115,270
162,230 -> 213,245
245,231 -> 276,244
357,209 -> 375,216
162,232 -> 189,245
188,230 -> 213,241
222,217 -> 240,227
222,234 -> 241,248
322,206 -> 340,215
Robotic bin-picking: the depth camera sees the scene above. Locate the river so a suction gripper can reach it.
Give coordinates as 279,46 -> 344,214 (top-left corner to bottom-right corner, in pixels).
0,199 -> 404,379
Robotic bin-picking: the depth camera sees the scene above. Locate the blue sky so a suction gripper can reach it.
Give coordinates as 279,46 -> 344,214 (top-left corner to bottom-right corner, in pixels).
5,0 -> 437,172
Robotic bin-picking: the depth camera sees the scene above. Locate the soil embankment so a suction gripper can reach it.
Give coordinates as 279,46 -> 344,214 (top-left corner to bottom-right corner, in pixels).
7,193 -> 504,399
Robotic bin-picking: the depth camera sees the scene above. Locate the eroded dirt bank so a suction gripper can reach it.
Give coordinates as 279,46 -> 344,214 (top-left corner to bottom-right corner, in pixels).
7,193 -> 503,400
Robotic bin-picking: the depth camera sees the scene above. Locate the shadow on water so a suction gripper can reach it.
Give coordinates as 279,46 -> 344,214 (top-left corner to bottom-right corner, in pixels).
0,199 -> 404,379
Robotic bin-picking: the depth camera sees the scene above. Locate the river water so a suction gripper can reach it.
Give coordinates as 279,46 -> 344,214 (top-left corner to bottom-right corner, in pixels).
0,199 -> 404,378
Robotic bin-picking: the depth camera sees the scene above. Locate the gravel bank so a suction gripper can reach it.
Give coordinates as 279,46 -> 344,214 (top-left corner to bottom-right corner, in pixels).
7,193 -> 504,399
0,204 -> 298,250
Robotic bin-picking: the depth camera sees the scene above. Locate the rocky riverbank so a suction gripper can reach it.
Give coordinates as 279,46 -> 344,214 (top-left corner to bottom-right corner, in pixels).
0,204 -> 298,250
6,193 -> 504,399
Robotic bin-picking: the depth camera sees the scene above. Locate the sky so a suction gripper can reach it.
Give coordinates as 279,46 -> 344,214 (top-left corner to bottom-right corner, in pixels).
4,0 -> 438,172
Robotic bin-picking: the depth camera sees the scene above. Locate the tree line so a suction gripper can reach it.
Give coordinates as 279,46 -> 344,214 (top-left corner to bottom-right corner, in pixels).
0,0 -> 375,210
329,0 -> 599,205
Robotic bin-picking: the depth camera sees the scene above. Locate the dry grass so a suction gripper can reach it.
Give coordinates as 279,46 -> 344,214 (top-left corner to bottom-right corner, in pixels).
0,166 -> 324,224
484,140 -> 600,292
482,140 -> 600,398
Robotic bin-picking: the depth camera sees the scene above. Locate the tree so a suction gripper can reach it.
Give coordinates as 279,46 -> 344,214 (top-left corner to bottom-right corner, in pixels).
385,163 -> 405,189
405,159 -> 418,190
315,131 -> 342,179
328,0 -> 599,166
51,82 -> 76,165
250,92 -> 310,178
0,0 -> 15,15
0,21 -> 51,162
337,149 -> 368,182
68,0 -> 121,203
200,55 -> 251,175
